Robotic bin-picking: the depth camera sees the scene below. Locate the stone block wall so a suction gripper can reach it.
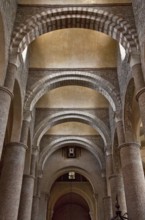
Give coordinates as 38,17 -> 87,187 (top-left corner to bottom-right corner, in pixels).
0,0 -> 17,74
132,0 -> 145,75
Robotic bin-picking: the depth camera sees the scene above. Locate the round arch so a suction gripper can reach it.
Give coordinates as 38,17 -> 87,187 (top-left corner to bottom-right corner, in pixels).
33,110 -> 111,147
10,7 -> 138,55
49,190 -> 94,220
49,190 -> 95,220
42,167 -> 104,220
52,192 -> 91,220
25,71 -> 121,114
45,166 -> 100,194
38,136 -> 105,173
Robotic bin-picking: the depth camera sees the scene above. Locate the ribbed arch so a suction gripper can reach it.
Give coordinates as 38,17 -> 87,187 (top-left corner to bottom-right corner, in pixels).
25,71 -> 121,114
46,166 -> 98,193
11,7 -> 139,55
34,110 -> 111,148
38,136 -> 105,172
45,167 -> 102,220
49,188 -> 94,219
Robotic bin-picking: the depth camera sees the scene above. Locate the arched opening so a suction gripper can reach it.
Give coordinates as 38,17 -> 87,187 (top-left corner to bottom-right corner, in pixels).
11,8 -> 138,55
47,172 -> 96,220
29,29 -> 117,69
52,192 -> 91,220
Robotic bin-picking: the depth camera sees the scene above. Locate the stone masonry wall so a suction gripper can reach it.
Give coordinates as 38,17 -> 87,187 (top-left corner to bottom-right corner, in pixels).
0,0 -> 17,75
132,0 -> 145,75
15,5 -> 135,29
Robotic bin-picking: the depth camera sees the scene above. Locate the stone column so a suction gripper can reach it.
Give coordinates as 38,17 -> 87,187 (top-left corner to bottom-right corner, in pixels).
18,146 -> 38,220
130,54 -> 145,136
31,177 -> 41,220
21,110 -> 32,145
30,147 -> 39,177
103,196 -> 113,220
115,118 -> 125,145
0,142 -> 27,220
0,86 -> 13,158
39,193 -> 49,220
31,195 -> 40,220
0,61 -> 18,159
18,174 -> 35,220
21,112 -> 32,175
113,118 -> 127,215
119,142 -> 145,220
4,62 -> 18,91
109,174 -> 126,216
105,153 -> 114,196
20,120 -> 30,145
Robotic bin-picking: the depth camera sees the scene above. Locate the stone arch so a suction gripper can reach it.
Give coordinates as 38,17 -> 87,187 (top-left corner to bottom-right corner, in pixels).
25,71 -> 121,114
44,166 -> 105,220
49,189 -> 95,220
52,192 -> 92,220
11,8 -> 138,55
46,167 -> 98,194
0,11 -> 6,84
34,110 -> 111,147
38,136 -> 105,173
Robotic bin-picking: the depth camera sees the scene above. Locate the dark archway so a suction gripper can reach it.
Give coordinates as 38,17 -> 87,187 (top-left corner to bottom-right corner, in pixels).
52,192 -> 91,220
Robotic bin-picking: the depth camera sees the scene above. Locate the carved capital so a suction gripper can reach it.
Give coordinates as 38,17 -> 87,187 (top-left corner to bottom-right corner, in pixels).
114,110 -> 122,123
105,149 -> 112,156
93,193 -> 98,200
23,110 -> 32,122
32,146 -> 39,156
129,52 -> 141,68
37,169 -> 43,178
9,52 -> 21,68
101,169 -> 106,178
